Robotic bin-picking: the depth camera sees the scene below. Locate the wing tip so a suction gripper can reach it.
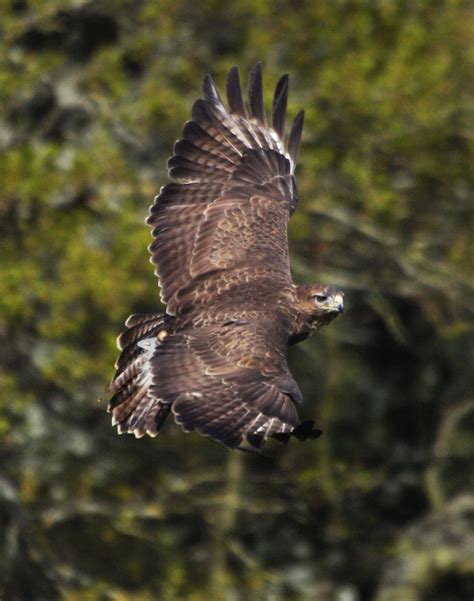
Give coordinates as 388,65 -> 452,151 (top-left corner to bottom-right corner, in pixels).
226,65 -> 246,116
288,109 -> 305,167
248,62 -> 266,124
202,73 -> 224,109
272,74 -> 289,140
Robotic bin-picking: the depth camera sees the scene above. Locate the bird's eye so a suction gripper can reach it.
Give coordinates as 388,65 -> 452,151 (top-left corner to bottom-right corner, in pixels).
314,295 -> 327,302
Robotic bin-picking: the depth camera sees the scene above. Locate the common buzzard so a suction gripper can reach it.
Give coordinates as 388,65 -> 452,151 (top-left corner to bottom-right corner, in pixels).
105,64 -> 344,450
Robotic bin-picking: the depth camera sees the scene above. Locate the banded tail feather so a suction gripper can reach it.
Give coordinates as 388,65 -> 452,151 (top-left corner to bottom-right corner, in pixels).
105,313 -> 172,438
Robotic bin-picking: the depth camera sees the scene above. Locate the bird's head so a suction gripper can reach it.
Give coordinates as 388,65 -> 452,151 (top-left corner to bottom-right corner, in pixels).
297,284 -> 344,329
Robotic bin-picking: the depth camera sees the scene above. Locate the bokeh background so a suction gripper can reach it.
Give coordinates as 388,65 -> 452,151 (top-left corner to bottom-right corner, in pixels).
1,1 -> 473,600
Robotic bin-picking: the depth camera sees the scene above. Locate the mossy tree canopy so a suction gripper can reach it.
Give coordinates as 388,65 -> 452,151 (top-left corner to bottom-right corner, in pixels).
0,1 -> 473,600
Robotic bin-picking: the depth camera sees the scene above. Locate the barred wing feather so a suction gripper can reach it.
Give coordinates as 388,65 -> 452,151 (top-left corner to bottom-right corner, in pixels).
147,63 -> 304,316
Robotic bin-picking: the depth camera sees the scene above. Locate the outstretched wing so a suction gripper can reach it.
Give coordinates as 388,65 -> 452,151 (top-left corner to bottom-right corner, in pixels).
106,314 -> 322,449
152,320 -> 302,449
147,64 -> 304,316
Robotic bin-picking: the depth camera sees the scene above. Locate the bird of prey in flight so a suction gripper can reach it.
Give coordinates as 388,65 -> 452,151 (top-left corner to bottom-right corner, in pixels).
105,64 -> 344,450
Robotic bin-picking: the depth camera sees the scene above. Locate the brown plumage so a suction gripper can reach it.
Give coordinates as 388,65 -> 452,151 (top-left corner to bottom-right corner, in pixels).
104,64 -> 344,450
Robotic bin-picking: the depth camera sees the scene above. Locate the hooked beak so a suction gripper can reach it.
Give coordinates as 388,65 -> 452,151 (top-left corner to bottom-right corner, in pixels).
330,293 -> 344,314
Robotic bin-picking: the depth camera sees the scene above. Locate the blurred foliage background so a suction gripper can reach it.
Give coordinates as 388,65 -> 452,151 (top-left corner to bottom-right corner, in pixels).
1,1 -> 473,600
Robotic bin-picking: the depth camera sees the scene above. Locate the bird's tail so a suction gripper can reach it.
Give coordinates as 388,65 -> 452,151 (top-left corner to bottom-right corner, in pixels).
103,312 -> 172,438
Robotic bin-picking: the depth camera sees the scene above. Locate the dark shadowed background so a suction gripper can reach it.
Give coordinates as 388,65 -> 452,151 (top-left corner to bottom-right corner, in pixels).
1,1 -> 473,600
